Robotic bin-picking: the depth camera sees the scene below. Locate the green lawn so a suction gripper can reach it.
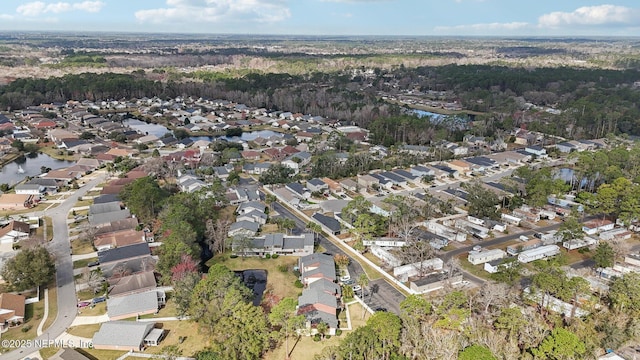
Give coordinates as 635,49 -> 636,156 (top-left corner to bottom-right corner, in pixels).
457,254 -> 492,281
42,284 -> 58,331
71,238 -> 95,255
139,297 -> 177,319
73,257 -> 98,269
142,321 -> 209,357
67,324 -> 100,338
77,302 -> 106,316
206,254 -> 301,300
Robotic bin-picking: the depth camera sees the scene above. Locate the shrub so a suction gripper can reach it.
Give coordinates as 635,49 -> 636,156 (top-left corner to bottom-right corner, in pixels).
293,270 -> 301,277
265,254 -> 271,259
313,334 -> 321,342
272,254 -> 279,259
22,324 -> 32,332
325,335 -> 331,340
294,280 -> 303,288
335,329 -> 343,336
277,264 -> 288,273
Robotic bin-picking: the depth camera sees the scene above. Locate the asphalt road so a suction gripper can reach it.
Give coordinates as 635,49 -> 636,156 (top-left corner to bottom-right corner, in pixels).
2,174 -> 106,360
271,201 -> 406,315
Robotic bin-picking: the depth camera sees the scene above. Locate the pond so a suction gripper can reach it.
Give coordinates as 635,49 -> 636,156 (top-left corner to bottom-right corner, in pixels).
123,119 -> 170,138
410,109 -> 472,130
0,153 -> 75,186
236,269 -> 267,306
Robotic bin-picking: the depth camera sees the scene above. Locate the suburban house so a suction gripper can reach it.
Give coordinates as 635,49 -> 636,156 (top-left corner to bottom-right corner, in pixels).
524,145 -> 547,158
484,258 -> 516,274
107,270 -> 157,298
14,184 -> 45,196
88,202 -> 131,227
311,213 -> 342,235
339,179 -> 358,192
232,233 -> 314,257
582,219 -> 615,235
236,210 -> 268,225
286,183 -> 311,199
507,239 -> 542,256
306,178 -> 329,193
0,220 -> 31,244
93,229 -> 147,252
228,220 -> 261,237
236,201 -> 266,215
98,243 -> 151,267
297,254 -> 339,335
357,174 -> 380,189
393,258 -> 444,283
299,253 -> 336,286
0,293 -> 25,331
92,321 -> 165,351
107,290 -> 165,320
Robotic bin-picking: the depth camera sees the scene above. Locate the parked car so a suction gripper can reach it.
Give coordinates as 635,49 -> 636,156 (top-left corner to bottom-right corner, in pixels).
92,297 -> 106,304
352,285 -> 362,292
343,279 -> 355,286
77,301 -> 91,308
87,261 -> 99,267
339,274 -> 351,283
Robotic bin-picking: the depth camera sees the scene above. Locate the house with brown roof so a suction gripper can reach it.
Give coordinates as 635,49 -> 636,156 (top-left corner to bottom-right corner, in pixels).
0,293 -> 25,330
446,160 -> 472,175
94,229 -> 147,251
0,220 -> 31,244
108,271 -> 157,298
0,194 -> 31,210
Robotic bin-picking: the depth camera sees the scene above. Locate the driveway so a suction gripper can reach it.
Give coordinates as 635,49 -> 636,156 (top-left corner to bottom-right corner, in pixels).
2,173 -> 107,360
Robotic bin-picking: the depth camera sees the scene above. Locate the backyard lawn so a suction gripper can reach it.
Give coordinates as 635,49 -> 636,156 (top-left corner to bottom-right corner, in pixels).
67,324 -> 100,338
142,320 -> 209,357
207,254 -> 301,300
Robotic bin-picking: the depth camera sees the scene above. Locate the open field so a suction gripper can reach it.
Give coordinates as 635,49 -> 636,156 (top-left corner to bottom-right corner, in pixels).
142,320 -> 209,357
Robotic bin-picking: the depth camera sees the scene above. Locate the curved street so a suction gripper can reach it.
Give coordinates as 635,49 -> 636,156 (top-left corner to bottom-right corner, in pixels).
2,173 -> 106,360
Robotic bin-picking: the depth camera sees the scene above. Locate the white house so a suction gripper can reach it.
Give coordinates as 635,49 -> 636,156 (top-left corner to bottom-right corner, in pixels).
582,219 -> 615,235
467,249 -> 506,265
518,245 -> 560,263
393,258 -> 444,283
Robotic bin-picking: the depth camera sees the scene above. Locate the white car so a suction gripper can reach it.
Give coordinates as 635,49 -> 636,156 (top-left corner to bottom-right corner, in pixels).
352,285 -> 362,292
340,274 -> 351,283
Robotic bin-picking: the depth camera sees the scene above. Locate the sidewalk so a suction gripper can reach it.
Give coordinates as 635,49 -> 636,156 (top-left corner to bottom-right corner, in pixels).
71,252 -> 98,261
70,314 -> 109,326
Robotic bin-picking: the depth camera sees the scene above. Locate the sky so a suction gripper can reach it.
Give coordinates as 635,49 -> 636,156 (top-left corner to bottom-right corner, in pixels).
0,0 -> 639,36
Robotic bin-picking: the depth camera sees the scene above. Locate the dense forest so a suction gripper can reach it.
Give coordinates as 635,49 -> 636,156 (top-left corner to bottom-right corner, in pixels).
2,64 -> 640,140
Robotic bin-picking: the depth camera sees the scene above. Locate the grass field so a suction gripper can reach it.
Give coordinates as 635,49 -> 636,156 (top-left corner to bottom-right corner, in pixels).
71,238 -> 95,255
142,321 -> 209,357
207,254 -> 301,300
73,257 -> 98,269
42,285 -> 58,331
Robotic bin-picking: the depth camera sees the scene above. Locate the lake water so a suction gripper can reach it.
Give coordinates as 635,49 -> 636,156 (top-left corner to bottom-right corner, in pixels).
410,109 -> 471,130
123,119 -> 170,138
0,153 -> 75,186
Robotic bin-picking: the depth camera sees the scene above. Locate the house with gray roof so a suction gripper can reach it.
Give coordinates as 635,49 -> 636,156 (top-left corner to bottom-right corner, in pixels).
236,201 -> 266,215
232,233 -> 314,257
299,253 -> 336,286
92,321 -> 164,351
228,220 -> 260,237
98,243 -> 151,266
297,256 -> 340,335
236,210 -> 268,225
107,290 -> 164,320
306,178 -> 329,193
286,183 -> 311,199
311,213 -> 342,235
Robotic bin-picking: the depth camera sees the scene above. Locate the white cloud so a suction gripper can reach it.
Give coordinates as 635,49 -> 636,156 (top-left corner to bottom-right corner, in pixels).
16,1 -> 104,17
538,5 -> 639,27
434,22 -> 529,33
135,0 -> 291,24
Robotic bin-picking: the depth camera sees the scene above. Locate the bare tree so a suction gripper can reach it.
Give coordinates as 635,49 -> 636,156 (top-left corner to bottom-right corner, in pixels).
476,281 -> 511,317
397,239 -> 436,277
82,268 -> 105,294
205,218 -> 231,254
